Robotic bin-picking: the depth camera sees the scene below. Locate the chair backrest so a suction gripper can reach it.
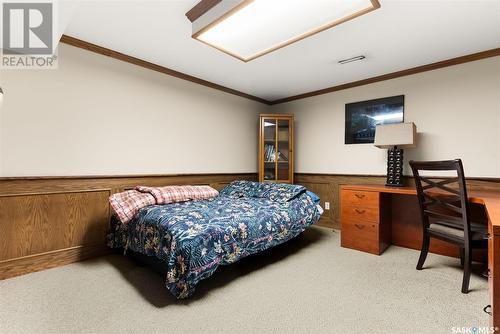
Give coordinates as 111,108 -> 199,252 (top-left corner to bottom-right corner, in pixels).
409,159 -> 471,240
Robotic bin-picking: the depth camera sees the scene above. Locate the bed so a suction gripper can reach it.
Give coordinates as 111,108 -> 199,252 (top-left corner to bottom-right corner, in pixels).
108,181 -> 323,298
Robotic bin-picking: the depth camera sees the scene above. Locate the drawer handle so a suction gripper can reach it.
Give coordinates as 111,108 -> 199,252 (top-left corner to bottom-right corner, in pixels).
354,224 -> 365,230
355,194 -> 365,199
354,209 -> 366,214
484,305 -> 492,316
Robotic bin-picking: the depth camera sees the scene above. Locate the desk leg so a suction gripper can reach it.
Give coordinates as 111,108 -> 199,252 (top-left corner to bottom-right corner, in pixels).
489,229 -> 500,329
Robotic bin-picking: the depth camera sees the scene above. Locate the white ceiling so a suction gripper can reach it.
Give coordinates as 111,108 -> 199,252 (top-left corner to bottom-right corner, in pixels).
63,0 -> 500,102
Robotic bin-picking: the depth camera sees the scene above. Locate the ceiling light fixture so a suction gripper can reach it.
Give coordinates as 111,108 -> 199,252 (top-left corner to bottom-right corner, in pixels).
338,55 -> 366,65
186,0 -> 380,62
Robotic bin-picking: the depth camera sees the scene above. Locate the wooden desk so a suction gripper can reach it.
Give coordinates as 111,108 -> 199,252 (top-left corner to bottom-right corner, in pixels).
340,184 -> 500,328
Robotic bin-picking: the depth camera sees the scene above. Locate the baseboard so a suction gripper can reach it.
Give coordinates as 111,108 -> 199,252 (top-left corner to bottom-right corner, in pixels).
315,217 -> 338,229
0,243 -> 110,280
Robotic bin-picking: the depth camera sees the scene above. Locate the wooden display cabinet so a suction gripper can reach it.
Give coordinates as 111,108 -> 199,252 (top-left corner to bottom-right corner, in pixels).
259,114 -> 294,183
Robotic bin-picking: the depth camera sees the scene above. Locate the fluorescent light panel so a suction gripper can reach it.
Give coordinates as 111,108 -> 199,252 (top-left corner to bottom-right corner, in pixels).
193,0 -> 380,62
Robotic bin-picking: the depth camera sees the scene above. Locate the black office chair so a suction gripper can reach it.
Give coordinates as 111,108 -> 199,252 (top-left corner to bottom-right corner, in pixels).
409,159 -> 488,293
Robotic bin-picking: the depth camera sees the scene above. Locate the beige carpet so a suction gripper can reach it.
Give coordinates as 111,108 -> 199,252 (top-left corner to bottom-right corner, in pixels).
0,227 -> 490,334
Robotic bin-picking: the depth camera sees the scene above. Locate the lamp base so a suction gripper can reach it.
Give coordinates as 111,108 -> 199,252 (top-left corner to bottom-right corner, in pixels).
386,146 -> 404,187
385,183 -> 405,187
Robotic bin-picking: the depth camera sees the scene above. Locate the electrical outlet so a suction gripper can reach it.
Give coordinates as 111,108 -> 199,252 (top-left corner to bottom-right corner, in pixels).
324,202 -> 330,210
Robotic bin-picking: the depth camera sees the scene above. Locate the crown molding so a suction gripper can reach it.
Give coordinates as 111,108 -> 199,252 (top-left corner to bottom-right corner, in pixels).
59,35 -> 271,105
60,35 -> 499,106
270,47 -> 500,105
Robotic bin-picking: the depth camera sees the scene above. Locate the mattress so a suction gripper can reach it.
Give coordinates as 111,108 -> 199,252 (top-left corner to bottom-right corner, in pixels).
108,187 -> 322,298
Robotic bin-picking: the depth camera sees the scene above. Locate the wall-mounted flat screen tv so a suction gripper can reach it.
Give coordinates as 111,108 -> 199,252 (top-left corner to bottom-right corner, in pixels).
345,95 -> 404,144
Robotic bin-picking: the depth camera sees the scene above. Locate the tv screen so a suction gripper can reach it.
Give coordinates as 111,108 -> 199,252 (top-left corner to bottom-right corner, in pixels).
345,95 -> 404,144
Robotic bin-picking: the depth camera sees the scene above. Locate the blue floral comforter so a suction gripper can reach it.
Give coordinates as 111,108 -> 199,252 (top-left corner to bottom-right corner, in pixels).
108,181 -> 322,298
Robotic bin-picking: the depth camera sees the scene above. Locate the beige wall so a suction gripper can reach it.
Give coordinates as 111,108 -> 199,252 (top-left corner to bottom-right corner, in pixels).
1,44 -> 498,178
272,56 -> 500,178
0,44 -> 269,176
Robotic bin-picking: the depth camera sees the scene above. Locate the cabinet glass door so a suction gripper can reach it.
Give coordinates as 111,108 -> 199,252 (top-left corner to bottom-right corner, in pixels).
263,118 -> 277,181
277,119 -> 290,182
260,115 -> 293,183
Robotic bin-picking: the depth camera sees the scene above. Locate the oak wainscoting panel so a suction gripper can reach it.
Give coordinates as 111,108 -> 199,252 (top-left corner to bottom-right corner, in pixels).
0,173 -> 256,279
0,190 -> 110,261
297,173 -> 499,260
295,173 -> 500,230
295,173 -> 387,228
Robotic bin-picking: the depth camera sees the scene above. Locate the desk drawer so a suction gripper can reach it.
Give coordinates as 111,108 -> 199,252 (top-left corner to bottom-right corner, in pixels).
341,219 -> 380,255
341,190 -> 379,208
342,205 -> 379,223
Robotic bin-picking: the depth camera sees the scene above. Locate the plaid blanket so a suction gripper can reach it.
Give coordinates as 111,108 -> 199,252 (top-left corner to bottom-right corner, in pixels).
109,190 -> 156,224
136,185 -> 219,204
109,185 -> 219,223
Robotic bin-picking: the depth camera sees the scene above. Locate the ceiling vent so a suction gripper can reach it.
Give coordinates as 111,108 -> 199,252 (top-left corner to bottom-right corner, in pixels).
338,55 -> 366,64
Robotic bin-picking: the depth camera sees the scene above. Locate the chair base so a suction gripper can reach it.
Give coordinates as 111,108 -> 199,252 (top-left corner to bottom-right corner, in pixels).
416,235 -> 478,294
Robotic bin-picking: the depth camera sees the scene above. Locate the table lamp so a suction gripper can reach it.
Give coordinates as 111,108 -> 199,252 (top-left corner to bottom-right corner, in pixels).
374,122 -> 416,187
